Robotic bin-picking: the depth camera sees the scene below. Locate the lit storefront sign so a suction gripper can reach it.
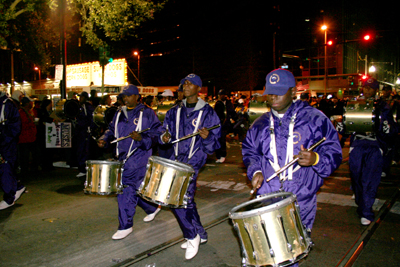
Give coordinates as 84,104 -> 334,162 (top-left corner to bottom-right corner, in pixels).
66,58 -> 127,87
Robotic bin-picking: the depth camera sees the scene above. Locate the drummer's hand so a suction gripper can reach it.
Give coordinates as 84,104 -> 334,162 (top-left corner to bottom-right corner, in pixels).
98,140 -> 106,148
130,131 -> 142,141
251,172 -> 264,190
198,127 -> 209,139
296,145 -> 317,166
162,128 -> 171,143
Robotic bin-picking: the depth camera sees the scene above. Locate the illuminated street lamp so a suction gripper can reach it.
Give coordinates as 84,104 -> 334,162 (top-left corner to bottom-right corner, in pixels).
34,66 -> 43,89
321,25 -> 328,95
133,51 -> 140,82
34,66 -> 41,80
369,65 -> 376,73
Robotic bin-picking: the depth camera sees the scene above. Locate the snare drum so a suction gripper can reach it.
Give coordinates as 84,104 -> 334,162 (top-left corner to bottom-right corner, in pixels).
343,100 -> 379,134
137,156 -> 194,208
229,192 -> 312,267
84,160 -> 123,195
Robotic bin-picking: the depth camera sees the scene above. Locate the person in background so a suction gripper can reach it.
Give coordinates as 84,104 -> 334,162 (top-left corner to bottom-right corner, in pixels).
242,69 -> 342,267
32,100 -> 41,118
391,95 -> 400,165
113,93 -> 125,107
98,85 -> 162,240
37,99 -> 56,171
300,92 -> 310,103
11,90 -> 24,109
75,92 -> 96,178
160,73 -> 221,260
89,89 -> 100,107
347,78 -> 397,225
0,91 -> 25,210
99,94 -> 112,106
232,98 -> 249,142
161,89 -> 174,103
214,89 -> 235,163
175,84 -> 184,105
380,85 -> 396,175
18,97 -> 39,175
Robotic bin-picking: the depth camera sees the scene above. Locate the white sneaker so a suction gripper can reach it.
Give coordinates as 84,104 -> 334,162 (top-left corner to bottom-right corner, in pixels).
15,187 -> 26,202
361,217 -> 371,226
0,200 -> 14,210
216,157 -> 225,163
181,237 -> 207,249
185,234 -> 200,260
112,227 -> 133,240
76,172 -> 86,178
143,207 -> 161,222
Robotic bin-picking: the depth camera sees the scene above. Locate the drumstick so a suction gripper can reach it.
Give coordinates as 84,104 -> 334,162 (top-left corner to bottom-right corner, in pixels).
0,119 -> 7,124
110,128 -> 151,144
251,138 -> 325,194
266,137 -> 326,183
170,124 -> 221,144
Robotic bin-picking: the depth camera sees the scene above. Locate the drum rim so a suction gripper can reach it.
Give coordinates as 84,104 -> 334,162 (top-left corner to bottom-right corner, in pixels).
86,160 -> 122,165
229,191 -> 297,220
149,156 -> 194,173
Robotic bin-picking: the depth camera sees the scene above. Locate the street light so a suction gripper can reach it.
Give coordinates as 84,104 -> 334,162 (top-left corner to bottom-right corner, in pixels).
133,51 -> 140,82
321,25 -> 328,95
369,65 -> 376,73
34,66 -> 41,81
34,66 -> 43,90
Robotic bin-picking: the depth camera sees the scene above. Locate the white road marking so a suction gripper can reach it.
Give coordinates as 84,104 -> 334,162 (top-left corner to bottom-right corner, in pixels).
197,180 -> 248,191
317,192 -> 400,215
196,180 -> 400,215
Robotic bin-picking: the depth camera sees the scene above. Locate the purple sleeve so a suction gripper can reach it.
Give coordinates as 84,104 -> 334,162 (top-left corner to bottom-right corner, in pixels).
242,115 -> 266,180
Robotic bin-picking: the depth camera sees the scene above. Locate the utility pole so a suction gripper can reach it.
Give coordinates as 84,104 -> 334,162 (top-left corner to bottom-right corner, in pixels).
59,0 -> 67,99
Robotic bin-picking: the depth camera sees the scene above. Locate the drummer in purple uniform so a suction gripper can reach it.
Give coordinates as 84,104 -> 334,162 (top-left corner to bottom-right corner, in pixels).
160,74 -> 221,260
0,92 -> 26,210
347,78 -> 397,226
242,69 -> 342,264
98,85 -> 162,240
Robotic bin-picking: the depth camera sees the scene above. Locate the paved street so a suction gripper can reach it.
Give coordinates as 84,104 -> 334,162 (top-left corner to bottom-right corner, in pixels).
1,138 -> 399,267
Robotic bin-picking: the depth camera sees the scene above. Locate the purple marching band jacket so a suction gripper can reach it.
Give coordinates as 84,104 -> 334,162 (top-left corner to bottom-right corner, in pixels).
242,100 -> 342,229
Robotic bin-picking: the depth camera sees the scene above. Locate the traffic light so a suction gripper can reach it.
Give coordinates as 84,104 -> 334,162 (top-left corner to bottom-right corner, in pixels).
361,75 -> 369,80
348,75 -> 354,86
99,46 -> 113,67
363,34 -> 371,41
327,40 -> 333,46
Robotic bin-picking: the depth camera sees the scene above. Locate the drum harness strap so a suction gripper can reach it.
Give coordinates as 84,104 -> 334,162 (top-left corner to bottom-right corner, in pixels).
174,105 -> 203,160
269,111 -> 300,189
114,108 -> 144,165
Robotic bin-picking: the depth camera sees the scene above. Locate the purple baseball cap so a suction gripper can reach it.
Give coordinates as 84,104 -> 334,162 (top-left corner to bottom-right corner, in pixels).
263,69 -> 296,96
362,77 -> 379,90
180,74 -> 202,88
121,84 -> 139,96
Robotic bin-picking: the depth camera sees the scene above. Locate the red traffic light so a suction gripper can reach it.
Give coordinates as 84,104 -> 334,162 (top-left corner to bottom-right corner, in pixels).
361,75 -> 369,80
364,35 -> 371,41
327,40 -> 333,46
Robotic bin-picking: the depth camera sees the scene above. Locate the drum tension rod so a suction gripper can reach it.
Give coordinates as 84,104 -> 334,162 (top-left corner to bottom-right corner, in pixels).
277,214 -> 292,253
260,220 -> 275,258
